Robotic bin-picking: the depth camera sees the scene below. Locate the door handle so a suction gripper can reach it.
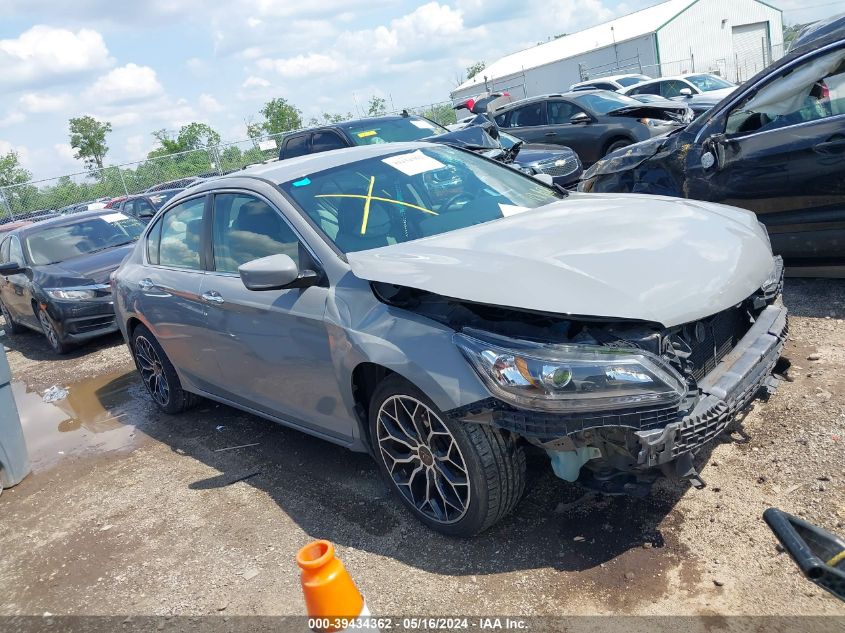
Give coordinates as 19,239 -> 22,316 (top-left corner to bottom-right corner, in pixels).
138,278 -> 156,291
201,290 -> 225,304
544,132 -> 557,137
814,138 -> 845,154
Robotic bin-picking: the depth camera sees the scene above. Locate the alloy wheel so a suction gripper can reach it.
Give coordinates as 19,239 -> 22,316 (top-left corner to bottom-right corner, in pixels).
1,302 -> 12,326
134,335 -> 170,406
376,395 -> 471,524
38,309 -> 60,349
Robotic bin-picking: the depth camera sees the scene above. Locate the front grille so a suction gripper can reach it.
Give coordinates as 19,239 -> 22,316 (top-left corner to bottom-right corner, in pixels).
684,308 -> 750,382
69,315 -> 115,334
537,158 -> 579,177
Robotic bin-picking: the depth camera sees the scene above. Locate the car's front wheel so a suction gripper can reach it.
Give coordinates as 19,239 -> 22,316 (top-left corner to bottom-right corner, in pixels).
369,375 -> 526,536
604,138 -> 633,156
37,307 -> 70,354
131,324 -> 198,414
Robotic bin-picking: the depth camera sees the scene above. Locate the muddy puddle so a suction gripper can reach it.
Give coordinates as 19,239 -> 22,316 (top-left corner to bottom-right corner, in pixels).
12,369 -> 148,472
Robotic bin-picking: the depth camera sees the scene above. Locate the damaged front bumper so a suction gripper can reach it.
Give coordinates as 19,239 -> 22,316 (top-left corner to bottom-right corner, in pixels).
447,303 -> 788,483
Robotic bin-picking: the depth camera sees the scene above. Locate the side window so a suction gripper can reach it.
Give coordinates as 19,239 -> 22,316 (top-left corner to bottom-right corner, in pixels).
508,103 -> 545,127
311,131 -> 348,153
0,238 -> 9,263
122,200 -> 136,217
726,48 -> 845,135
660,80 -> 687,99
211,193 -> 303,274
594,83 -> 616,91
157,197 -> 206,269
9,236 -> 24,264
629,82 -> 660,96
283,134 -> 311,159
146,217 -> 163,264
547,101 -> 579,124
494,112 -> 509,127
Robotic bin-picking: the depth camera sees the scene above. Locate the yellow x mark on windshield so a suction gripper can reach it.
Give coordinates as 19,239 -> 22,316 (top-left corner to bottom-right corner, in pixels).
315,176 -> 438,235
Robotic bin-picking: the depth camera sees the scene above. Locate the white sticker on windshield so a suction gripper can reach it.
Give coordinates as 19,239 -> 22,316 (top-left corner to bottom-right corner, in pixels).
382,150 -> 445,176
499,203 -> 530,217
410,119 -> 435,130
101,212 -> 129,223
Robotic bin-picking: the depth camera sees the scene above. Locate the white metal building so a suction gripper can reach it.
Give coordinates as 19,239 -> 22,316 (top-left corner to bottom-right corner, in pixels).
451,0 -> 783,102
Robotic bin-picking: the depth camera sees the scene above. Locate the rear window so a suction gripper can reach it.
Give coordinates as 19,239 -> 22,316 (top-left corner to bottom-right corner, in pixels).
572,91 -> 642,114
283,134 -> 310,159
148,190 -> 181,209
616,76 -> 649,87
343,118 -> 447,145
686,74 -> 734,92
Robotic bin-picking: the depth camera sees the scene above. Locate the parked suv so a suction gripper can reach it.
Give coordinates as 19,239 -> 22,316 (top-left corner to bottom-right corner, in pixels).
569,74 -> 651,92
490,91 -> 688,165
580,33 -> 845,275
112,142 -> 784,536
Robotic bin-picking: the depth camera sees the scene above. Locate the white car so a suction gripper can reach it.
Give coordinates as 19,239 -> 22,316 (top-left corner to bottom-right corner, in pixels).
569,74 -> 651,92
623,73 -> 737,101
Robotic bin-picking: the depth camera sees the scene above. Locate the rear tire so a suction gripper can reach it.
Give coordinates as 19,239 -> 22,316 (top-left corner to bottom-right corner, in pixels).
131,324 -> 199,414
0,300 -> 25,335
369,374 -> 526,536
604,138 -> 633,156
37,307 -> 71,354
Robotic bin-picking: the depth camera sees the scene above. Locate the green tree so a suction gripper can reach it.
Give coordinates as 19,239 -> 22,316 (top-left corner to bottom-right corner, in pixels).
307,111 -> 354,126
148,122 -> 222,157
367,95 -> 387,116
0,151 -> 31,188
258,97 -> 302,135
69,115 -> 112,170
466,61 -> 486,80
422,103 -> 457,126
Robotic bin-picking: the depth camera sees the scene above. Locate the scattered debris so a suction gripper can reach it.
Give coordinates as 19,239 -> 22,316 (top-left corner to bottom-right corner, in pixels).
807,353 -> 821,361
713,579 -> 725,587
215,425 -> 226,431
573,535 -> 585,542
213,443 -> 260,452
100,525 -> 113,532
242,568 -> 259,581
624,572 -> 635,581
42,385 -> 68,403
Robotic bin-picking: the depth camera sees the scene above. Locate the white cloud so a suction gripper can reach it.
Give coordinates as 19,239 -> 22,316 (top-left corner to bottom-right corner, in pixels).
53,143 -> 77,163
0,25 -> 113,90
242,76 -> 271,89
19,92 -> 72,113
123,134 -> 151,162
0,111 -> 26,127
257,52 -> 341,79
85,63 -> 164,104
199,93 -> 224,113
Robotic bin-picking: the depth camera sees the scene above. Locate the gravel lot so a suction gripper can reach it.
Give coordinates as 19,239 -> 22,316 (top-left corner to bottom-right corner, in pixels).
0,279 -> 844,618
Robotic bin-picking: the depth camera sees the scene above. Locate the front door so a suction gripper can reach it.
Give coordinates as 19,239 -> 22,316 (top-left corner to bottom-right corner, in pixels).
199,191 -> 350,439
691,42 -> 845,267
2,236 -> 37,329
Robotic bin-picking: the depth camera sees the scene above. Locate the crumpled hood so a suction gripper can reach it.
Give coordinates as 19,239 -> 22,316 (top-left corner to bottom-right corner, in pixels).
347,193 -> 774,327
582,133 -> 679,179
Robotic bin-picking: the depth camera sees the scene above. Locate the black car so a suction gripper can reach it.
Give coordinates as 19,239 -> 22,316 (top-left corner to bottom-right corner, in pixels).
113,189 -> 184,223
279,114 -> 583,187
0,210 -> 144,353
489,90 -> 688,165
579,33 -> 845,274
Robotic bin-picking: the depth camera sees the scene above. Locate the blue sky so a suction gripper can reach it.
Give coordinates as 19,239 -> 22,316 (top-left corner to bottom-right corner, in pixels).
0,0 -> 838,180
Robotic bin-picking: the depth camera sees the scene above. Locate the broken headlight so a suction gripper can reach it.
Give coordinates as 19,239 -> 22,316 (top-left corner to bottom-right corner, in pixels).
454,331 -> 686,412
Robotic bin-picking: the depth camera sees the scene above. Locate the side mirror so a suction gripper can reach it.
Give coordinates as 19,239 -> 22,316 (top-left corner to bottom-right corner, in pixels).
570,112 -> 591,125
764,508 -> 845,602
239,254 -> 320,291
533,173 -> 554,186
138,209 -> 155,219
703,133 -> 729,171
679,88 -> 693,97
0,262 -> 25,276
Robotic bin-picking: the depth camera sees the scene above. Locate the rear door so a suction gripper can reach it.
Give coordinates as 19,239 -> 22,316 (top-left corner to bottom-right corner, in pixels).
543,99 -> 607,161
138,195 -> 217,391
198,191 -> 349,438
496,102 -> 548,144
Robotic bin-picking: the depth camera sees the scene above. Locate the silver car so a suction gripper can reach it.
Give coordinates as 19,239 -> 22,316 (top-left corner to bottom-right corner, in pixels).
112,142 -> 786,536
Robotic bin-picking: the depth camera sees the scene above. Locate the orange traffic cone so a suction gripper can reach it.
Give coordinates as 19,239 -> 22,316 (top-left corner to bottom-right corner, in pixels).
297,540 -> 371,632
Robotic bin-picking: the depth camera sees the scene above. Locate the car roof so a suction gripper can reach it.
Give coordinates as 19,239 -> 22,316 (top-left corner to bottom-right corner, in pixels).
287,115 -> 429,137
572,73 -> 646,86
127,188 -> 183,199
5,209 -> 128,239
491,90 -> 616,113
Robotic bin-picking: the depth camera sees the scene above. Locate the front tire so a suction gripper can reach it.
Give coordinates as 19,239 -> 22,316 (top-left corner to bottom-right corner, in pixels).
131,324 -> 198,414
369,375 -> 526,536
604,138 -> 633,156
37,307 -> 71,354
0,300 -> 25,335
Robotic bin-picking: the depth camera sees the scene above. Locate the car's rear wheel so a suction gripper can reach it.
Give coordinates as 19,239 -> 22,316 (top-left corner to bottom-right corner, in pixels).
369,375 -> 526,536
0,300 -> 25,335
131,324 -> 198,414
37,307 -> 70,354
604,138 -> 633,156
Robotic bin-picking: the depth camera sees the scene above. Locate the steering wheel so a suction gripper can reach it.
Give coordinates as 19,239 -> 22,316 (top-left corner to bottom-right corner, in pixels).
439,192 -> 474,213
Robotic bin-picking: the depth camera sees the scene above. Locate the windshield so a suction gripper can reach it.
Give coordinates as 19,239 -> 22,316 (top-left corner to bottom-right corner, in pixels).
25,212 -> 144,265
280,145 -> 565,254
148,190 -> 181,209
686,74 -> 734,92
616,75 -> 649,87
344,117 -> 449,146
571,91 -> 642,114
